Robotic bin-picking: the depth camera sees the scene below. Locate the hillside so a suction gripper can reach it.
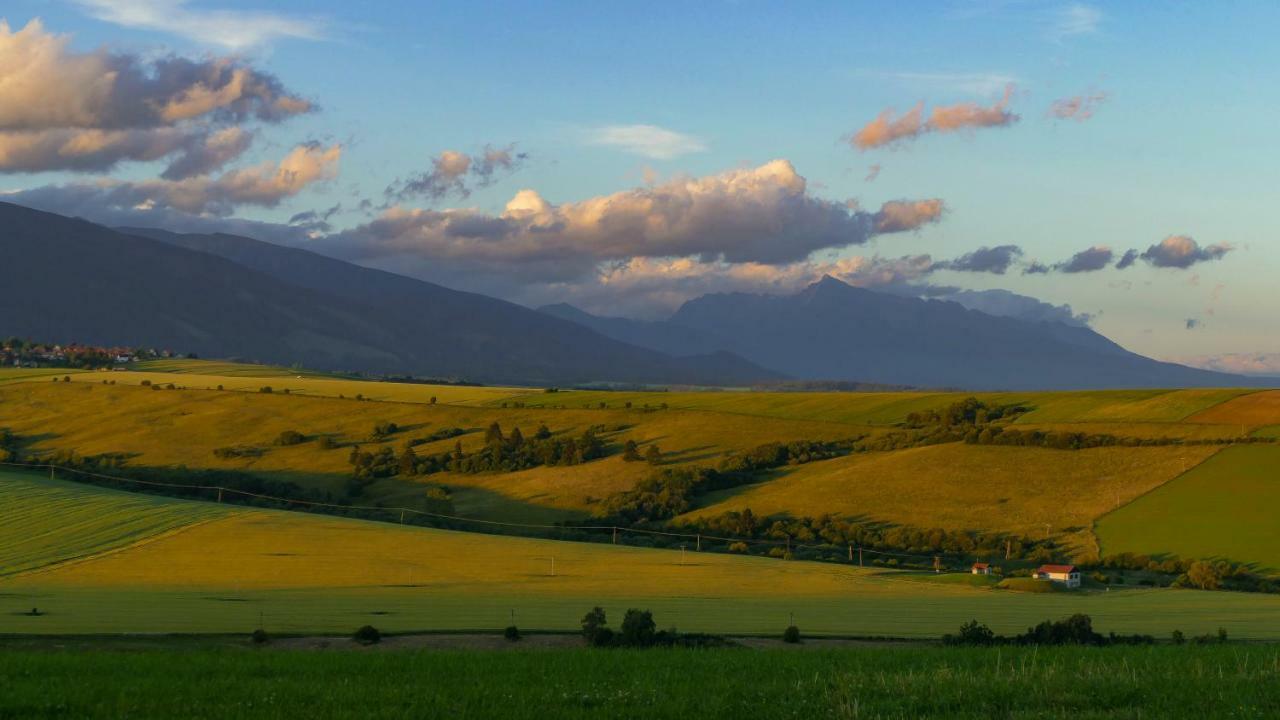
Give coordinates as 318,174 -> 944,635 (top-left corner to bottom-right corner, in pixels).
543,276 -> 1268,391
0,203 -> 776,386
4,368 -> 1279,568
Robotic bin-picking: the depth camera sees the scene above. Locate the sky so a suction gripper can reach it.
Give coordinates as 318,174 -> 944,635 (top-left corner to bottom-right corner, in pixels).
2,0 -> 1277,371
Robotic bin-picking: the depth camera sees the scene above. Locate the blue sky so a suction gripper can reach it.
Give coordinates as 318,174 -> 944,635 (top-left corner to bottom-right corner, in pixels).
3,1 -> 1277,369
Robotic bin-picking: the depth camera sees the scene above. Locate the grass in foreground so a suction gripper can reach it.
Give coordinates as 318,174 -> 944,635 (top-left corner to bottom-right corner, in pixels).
1,645 -> 1278,719
1096,445 -> 1280,573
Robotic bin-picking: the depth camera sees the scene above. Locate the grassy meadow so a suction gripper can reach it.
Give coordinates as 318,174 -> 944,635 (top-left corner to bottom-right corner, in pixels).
1096,445 -> 1280,573
3,645 -> 1279,719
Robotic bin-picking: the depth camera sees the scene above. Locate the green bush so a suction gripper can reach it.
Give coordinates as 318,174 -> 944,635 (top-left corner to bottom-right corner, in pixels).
353,625 -> 381,645
251,628 -> 270,645
504,625 -> 521,642
275,430 -> 306,446
782,625 -> 801,644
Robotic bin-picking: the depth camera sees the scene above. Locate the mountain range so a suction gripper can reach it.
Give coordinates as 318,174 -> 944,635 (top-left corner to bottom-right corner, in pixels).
1,201 -> 1270,390
0,202 -> 774,386
541,277 -> 1267,390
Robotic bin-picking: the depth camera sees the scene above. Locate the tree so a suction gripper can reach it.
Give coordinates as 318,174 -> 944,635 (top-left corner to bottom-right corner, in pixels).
509,426 -> 525,450
581,606 -> 608,644
644,445 -> 662,465
348,444 -> 362,466
782,625 -> 801,644
399,446 -> 418,476
622,440 -> 641,462
485,422 -> 504,448
1186,560 -> 1224,590
535,423 -> 552,440
620,608 -> 656,646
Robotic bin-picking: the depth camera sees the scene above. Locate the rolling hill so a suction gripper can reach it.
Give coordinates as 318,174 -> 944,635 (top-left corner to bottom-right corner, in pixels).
0,202 -> 776,386
542,276 -> 1269,390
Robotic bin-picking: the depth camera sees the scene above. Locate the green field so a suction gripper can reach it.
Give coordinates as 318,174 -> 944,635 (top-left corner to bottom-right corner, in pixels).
0,475 -> 236,576
2,645 -> 1278,719
5,471 -> 1280,638
1096,445 -> 1280,572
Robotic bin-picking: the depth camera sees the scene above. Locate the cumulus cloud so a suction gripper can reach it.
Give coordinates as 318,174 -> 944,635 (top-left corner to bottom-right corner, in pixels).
384,145 -> 526,203
1023,261 -> 1050,275
6,142 -> 341,216
1139,235 -> 1233,269
0,19 -> 310,176
74,0 -> 327,50
333,160 -> 945,279
160,127 -> 255,180
1054,245 -> 1114,273
521,254 -> 939,319
935,244 -> 1023,274
584,124 -> 707,159
1050,90 -> 1107,121
851,85 -> 1019,150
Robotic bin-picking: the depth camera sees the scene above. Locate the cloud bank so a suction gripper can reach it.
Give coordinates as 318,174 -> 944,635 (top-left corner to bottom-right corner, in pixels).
74,0 -> 327,50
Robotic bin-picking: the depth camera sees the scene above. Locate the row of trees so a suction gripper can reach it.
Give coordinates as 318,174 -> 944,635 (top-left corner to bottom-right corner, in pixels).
348,422 -> 608,481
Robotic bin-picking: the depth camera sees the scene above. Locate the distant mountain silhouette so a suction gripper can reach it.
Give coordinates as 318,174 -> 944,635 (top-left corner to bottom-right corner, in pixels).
0,202 -> 778,385
544,276 -> 1269,390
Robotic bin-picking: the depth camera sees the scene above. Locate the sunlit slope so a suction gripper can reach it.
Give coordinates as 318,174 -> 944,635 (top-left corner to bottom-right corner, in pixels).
7,472 -> 1280,638
1096,445 -> 1280,573
0,382 -> 858,520
685,443 -> 1222,556
0,472 -> 239,576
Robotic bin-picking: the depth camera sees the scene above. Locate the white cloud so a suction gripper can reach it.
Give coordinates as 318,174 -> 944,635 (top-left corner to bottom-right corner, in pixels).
874,71 -> 1020,97
75,0 -> 327,50
1052,4 -> 1101,39
585,124 -> 707,159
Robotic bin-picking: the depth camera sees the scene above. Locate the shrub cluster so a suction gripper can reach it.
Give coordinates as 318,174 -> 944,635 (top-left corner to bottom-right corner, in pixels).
580,607 -> 728,648
944,615 -> 1155,646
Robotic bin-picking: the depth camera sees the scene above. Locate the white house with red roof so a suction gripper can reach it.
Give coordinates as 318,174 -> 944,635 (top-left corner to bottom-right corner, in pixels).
971,562 -> 992,575
1033,564 -> 1081,588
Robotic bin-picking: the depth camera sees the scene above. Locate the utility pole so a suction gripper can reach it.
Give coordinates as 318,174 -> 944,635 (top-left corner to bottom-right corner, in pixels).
680,544 -> 687,565
612,527 -> 618,544
217,488 -> 223,503
696,534 -> 701,552
399,510 -> 405,524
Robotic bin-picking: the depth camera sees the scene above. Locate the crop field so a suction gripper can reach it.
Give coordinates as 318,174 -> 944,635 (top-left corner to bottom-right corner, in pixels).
687,443 -> 1224,557
0,474 -> 236,576
1096,445 -> 1280,573
0,367 -> 87,384
3,645 -> 1279,719
129,359 -> 349,378
54,369 -> 527,406
1186,389 -> 1280,426
6,469 -> 1280,639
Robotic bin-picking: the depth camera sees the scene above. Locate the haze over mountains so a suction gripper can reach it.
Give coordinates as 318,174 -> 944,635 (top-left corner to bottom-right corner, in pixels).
1,201 -> 1268,390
